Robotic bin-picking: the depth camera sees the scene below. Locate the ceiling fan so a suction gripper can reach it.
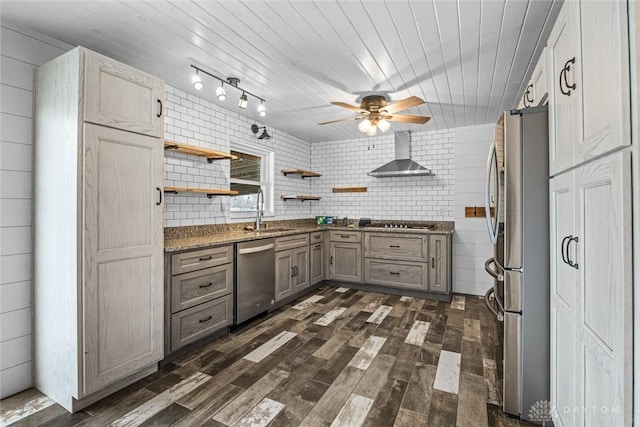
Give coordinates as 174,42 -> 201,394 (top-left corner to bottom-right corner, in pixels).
318,95 -> 430,136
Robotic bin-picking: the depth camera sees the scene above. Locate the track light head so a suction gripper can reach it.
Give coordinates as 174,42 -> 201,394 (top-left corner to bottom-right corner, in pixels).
238,92 -> 248,109
192,72 -> 203,90
216,84 -> 226,101
258,102 -> 266,117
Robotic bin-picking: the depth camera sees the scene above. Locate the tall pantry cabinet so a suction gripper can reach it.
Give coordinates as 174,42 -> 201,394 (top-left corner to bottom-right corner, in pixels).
34,47 -> 165,412
547,1 -> 633,426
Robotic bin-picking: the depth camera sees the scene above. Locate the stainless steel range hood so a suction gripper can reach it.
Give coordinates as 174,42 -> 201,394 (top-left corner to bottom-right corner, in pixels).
368,131 -> 434,178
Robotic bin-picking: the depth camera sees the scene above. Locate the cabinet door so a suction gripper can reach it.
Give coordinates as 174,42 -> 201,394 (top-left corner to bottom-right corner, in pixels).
293,246 -> 309,291
573,152 -> 632,426
329,242 -> 362,283
428,235 -> 449,293
578,1 -> 630,164
82,124 -> 163,395
310,243 -> 325,285
531,47 -> 549,105
549,172 -> 576,427
84,49 -> 164,137
548,1 -> 581,175
275,250 -> 293,302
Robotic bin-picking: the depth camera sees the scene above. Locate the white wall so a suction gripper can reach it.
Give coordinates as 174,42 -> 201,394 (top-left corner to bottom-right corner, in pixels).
453,124 -> 495,295
163,85 -> 313,227
309,130 -> 455,220
0,24 -> 71,399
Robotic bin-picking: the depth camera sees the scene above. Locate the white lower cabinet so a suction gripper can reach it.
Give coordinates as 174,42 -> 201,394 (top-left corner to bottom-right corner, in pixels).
550,152 -> 632,426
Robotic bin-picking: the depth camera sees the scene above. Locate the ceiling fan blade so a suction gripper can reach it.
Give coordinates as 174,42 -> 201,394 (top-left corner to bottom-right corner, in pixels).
382,96 -> 425,114
318,116 -> 359,125
331,101 -> 366,112
387,114 -> 431,124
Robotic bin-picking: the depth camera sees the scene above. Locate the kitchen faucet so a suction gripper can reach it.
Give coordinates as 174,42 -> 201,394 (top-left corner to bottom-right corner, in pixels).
255,188 -> 264,230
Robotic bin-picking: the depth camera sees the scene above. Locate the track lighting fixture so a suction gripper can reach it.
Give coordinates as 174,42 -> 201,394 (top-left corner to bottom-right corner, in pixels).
238,92 -> 248,109
251,124 -> 272,140
191,71 -> 203,91
190,65 -> 266,115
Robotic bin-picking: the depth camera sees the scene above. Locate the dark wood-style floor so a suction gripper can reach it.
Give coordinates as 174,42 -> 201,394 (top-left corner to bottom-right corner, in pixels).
1,286 -> 531,426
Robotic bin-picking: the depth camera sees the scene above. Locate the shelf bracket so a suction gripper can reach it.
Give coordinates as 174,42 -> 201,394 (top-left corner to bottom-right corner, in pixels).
164,144 -> 179,150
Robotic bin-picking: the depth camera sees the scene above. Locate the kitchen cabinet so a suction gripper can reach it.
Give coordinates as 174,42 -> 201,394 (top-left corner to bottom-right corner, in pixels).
328,231 -> 363,283
167,245 -> 233,352
548,0 -> 630,176
310,232 -> 325,285
428,234 -> 451,294
549,152 -> 632,426
33,47 -> 164,412
275,234 -> 310,301
516,48 -> 550,109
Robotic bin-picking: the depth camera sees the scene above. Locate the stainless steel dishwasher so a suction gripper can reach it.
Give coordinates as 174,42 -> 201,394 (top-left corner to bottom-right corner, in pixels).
235,238 -> 275,324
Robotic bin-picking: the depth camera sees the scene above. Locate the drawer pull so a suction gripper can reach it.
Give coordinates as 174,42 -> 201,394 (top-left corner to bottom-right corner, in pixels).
199,315 -> 212,323
389,245 -> 400,248
315,244 -> 322,249
390,271 -> 400,276
340,234 -> 350,238
432,257 -> 435,268
199,256 -> 213,261
314,235 -> 321,239
199,282 -> 213,289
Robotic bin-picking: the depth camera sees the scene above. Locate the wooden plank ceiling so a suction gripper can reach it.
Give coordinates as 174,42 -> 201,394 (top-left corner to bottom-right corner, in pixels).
1,0 -> 561,142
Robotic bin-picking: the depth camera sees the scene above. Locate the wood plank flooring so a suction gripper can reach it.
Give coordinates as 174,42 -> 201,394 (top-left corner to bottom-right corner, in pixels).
1,287 -> 531,426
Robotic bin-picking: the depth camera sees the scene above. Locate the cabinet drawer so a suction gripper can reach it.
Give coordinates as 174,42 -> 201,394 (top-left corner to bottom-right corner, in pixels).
364,259 -> 427,290
171,264 -> 233,313
170,295 -> 232,351
310,231 -> 325,243
329,230 -> 361,243
275,233 -> 309,251
171,245 -> 233,275
364,233 -> 427,261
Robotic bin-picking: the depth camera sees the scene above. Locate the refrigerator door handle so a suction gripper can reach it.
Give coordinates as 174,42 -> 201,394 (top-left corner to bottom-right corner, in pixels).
484,141 -> 501,244
484,287 -> 504,321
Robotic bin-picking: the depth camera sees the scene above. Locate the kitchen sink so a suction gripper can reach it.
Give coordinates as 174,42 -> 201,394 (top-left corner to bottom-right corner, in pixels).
250,227 -> 293,234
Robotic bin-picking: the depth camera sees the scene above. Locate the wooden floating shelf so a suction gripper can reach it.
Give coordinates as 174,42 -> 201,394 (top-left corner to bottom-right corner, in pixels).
281,168 -> 322,179
332,187 -> 367,193
281,195 -> 321,202
164,186 -> 238,199
164,140 -> 237,163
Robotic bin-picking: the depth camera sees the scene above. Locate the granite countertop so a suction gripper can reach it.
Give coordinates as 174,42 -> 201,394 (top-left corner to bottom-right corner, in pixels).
164,220 -> 455,253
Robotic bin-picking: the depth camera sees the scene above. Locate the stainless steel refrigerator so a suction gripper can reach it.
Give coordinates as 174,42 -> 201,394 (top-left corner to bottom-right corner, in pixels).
484,106 -> 550,421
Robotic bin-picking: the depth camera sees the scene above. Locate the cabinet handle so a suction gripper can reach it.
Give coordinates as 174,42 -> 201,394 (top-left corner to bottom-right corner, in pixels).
314,235 -> 321,239
157,99 -> 163,117
199,316 -> 212,323
156,187 -> 162,206
389,245 -> 400,248
315,244 -> 322,249
199,256 -> 213,261
330,256 -> 333,265
561,236 -> 571,265
524,84 -> 534,106
432,257 -> 435,268
199,282 -> 213,289
340,234 -> 350,239
559,57 -> 576,96
567,235 -> 579,269
389,271 -> 400,276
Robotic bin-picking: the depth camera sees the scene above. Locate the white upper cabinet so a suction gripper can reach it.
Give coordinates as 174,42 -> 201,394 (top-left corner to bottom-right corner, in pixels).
548,0 -> 630,176
531,47 -> 550,106
84,50 -> 164,138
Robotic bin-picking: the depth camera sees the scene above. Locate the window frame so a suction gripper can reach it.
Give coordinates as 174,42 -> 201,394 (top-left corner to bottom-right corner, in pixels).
229,142 -> 274,219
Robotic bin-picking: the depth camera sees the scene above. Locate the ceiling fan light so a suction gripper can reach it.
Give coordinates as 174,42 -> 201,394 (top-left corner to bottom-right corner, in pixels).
238,92 -> 248,109
192,72 -> 203,90
358,118 -> 372,133
377,119 -> 391,133
365,126 -> 377,136
216,85 -> 226,101
258,102 -> 266,117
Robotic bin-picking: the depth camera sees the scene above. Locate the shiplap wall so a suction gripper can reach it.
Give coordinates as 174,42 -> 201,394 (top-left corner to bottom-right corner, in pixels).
0,24 -> 71,399
309,130 -> 455,220
453,124 -> 495,295
163,85 -> 313,226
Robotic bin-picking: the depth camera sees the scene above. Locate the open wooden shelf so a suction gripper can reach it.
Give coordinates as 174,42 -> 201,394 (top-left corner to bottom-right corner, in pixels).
164,186 -> 238,199
280,195 -> 321,202
332,187 -> 367,193
164,140 -> 237,163
281,168 -> 322,179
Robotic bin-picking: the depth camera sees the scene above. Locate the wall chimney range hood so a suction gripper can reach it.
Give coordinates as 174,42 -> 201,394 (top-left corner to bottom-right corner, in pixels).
368,131 -> 434,178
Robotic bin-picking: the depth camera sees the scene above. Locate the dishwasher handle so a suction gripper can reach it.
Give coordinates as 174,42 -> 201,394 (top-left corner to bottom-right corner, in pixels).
238,243 -> 275,255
